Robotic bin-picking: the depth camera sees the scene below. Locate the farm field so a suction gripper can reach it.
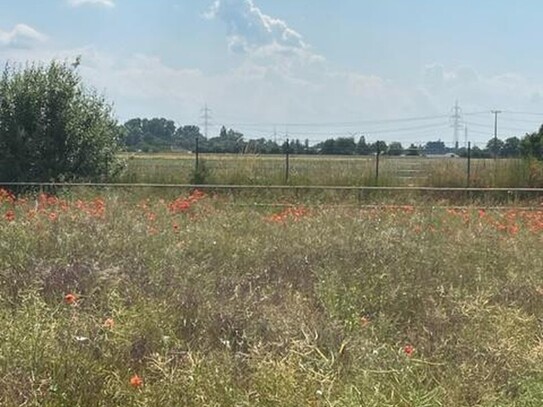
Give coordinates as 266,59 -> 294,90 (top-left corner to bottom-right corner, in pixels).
119,153 -> 543,188
1,188 -> 543,406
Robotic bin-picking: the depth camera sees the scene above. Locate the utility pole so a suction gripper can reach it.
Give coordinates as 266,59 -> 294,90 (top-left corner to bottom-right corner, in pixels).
491,110 -> 502,159
451,100 -> 462,152
464,125 -> 469,149
200,104 -> 212,139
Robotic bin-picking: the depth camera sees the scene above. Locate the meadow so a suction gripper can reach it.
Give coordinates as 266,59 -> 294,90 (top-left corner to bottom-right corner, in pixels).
119,153 -> 543,188
1,187 -> 543,406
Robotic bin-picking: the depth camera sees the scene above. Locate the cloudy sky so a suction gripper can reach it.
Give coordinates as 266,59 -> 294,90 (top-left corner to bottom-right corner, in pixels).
2,0 -> 543,145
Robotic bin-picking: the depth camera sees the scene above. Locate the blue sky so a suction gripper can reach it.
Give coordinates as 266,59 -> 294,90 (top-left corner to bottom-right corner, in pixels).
2,0 -> 543,145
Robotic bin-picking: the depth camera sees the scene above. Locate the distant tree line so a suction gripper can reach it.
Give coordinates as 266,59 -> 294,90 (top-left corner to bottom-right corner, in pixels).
120,117 -> 543,160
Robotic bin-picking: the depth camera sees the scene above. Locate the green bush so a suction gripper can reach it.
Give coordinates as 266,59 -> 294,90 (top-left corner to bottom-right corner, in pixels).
0,61 -> 123,182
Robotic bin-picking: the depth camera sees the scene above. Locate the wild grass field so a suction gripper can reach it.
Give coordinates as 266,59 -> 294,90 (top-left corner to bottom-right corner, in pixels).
1,187 -> 543,406
119,153 -> 543,188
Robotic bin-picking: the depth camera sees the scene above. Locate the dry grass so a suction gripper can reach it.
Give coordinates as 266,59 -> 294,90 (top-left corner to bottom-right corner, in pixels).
1,189 -> 543,406
119,153 -> 543,188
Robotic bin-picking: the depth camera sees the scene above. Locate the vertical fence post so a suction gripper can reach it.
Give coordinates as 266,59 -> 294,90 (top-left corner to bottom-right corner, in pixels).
467,141 -> 471,188
195,134 -> 200,175
375,144 -> 380,186
285,138 -> 290,184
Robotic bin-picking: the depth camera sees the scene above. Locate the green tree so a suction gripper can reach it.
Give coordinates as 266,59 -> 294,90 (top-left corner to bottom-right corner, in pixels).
387,142 -> 404,156
405,143 -> 421,156
0,61 -> 122,182
371,140 -> 388,155
424,140 -> 447,155
318,139 -> 336,155
208,127 -> 246,153
356,136 -> 371,155
333,137 -> 356,155
521,126 -> 543,159
486,137 -> 505,157
174,125 -> 206,152
123,117 -> 176,152
317,137 -> 356,155
502,137 -> 521,157
123,118 -> 144,148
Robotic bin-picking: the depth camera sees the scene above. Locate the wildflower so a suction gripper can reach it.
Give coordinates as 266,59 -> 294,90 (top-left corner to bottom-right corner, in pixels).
172,223 -> 179,232
403,344 -> 415,357
49,212 -> 58,221
169,198 -> 191,214
64,293 -> 77,305
0,188 -> 15,203
130,374 -> 143,388
508,225 -> 520,236
189,189 -> 206,202
4,210 -> 15,222
103,318 -> 115,329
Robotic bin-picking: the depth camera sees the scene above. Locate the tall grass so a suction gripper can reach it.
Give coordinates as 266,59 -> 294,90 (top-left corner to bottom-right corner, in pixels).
1,189 -> 543,405
119,153 -> 543,188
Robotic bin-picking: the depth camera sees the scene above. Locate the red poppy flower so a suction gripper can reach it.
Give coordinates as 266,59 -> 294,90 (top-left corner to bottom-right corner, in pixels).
130,374 -> 143,388
103,318 -> 115,329
403,344 -> 415,357
64,293 -> 77,305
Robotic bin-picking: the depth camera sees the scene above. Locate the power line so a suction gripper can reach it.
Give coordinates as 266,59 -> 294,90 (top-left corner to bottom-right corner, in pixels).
215,114 -> 451,128
464,121 -> 528,133
504,110 -> 543,116
463,111 -> 493,117
228,122 -> 450,137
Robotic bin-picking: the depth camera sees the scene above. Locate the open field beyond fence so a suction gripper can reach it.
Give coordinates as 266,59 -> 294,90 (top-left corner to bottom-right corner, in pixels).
1,188 -> 543,406
119,153 -> 543,189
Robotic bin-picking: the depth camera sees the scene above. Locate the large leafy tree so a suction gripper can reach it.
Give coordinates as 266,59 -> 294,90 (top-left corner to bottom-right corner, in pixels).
174,125 -> 206,152
0,61 -> 122,182
486,137 -> 505,157
521,126 -> 543,159
123,117 -> 176,152
387,142 -> 404,156
502,137 -> 521,157
356,136 -> 371,155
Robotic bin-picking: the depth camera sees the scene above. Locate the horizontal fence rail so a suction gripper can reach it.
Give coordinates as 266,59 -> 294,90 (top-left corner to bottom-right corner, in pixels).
1,182 -> 543,193
226,203 -> 543,211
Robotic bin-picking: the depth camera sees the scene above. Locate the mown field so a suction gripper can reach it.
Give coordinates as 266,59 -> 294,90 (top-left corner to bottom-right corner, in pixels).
119,153 -> 543,188
1,187 -> 543,406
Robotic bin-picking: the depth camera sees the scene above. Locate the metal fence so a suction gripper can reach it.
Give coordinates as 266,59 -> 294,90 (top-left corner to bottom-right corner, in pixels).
119,146 -> 537,189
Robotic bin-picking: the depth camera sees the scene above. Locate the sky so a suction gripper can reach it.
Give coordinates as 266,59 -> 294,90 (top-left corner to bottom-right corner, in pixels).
2,0 -> 543,145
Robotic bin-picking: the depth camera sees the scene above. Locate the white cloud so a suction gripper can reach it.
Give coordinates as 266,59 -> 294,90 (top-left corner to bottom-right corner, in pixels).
68,0 -> 115,8
206,0 -> 307,54
0,24 -> 47,48
2,1 -> 542,144
202,0 -> 422,123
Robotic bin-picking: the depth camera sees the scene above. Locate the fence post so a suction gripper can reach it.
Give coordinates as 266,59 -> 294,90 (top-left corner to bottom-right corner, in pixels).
285,138 -> 290,184
467,141 -> 471,187
375,145 -> 380,186
195,134 -> 200,174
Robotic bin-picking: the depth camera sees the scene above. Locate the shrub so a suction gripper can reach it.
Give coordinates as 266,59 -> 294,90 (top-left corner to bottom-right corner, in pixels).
0,60 -> 123,182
